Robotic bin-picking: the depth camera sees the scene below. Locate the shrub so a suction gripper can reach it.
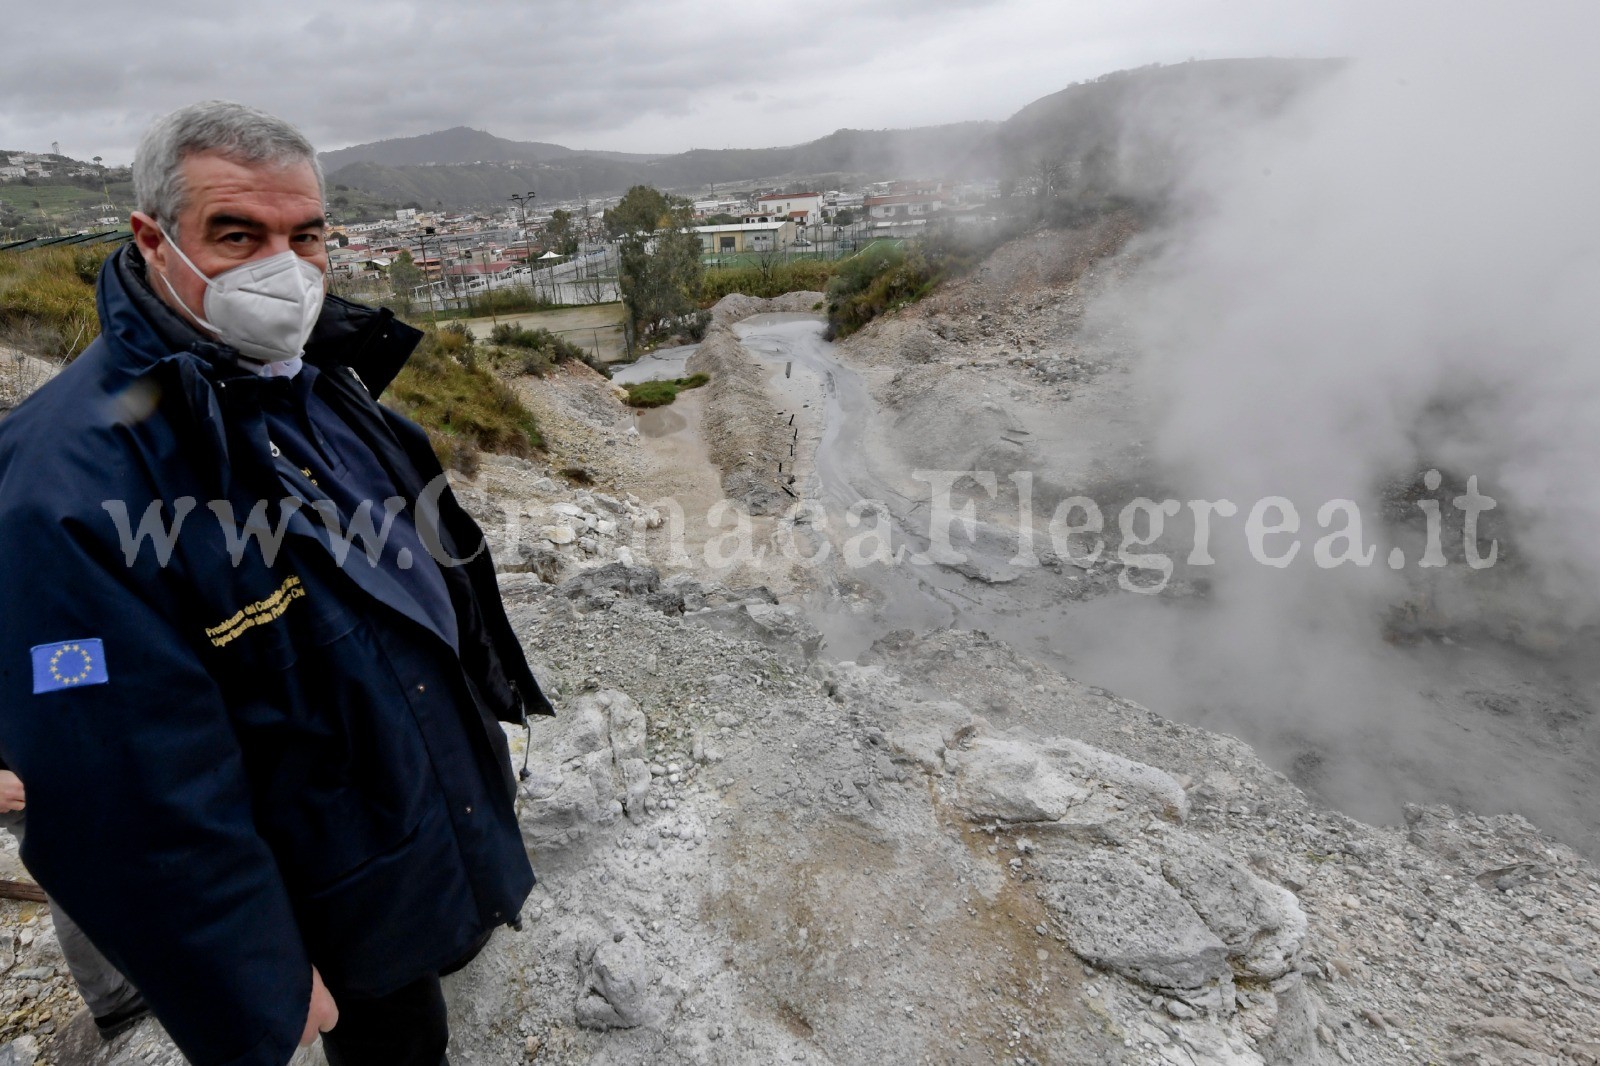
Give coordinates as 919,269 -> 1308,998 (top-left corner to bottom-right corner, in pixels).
516,350 -> 554,378
624,372 -> 709,408
823,243 -> 919,340
387,327 -> 544,468
437,321 -> 474,349
486,323 -> 608,377
681,310 -> 712,342
700,257 -> 837,303
488,323 -> 584,358
424,431 -> 481,478
824,228 -> 1018,340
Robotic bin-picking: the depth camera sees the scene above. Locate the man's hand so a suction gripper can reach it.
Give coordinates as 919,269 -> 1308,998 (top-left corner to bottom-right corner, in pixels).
299,966 -> 338,1047
0,771 -> 24,813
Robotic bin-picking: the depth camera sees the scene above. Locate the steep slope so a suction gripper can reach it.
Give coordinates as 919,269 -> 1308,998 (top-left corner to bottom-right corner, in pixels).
995,57 -> 1344,199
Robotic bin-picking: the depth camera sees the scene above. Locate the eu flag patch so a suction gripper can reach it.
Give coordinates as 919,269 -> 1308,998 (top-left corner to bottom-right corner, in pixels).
31,639 -> 109,694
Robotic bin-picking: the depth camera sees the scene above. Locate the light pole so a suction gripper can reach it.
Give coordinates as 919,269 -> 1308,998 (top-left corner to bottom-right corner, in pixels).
509,190 -> 536,299
416,226 -> 440,330
479,248 -> 499,325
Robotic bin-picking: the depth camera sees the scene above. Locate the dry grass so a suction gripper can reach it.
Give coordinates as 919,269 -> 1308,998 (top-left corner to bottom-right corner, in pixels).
386,326 -> 545,471
0,245 -> 111,360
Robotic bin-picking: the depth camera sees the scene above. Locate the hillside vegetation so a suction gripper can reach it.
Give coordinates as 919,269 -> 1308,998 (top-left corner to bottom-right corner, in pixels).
0,173 -> 134,238
0,244 -> 109,358
623,372 -> 708,408
386,324 -> 545,472
483,321 -> 609,378
700,258 -> 836,304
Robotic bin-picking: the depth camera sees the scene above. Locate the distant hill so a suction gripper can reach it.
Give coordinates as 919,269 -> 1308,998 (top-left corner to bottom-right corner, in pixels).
324,157 -> 646,211
324,58 -> 1341,209
323,121 -> 998,209
633,123 -> 997,188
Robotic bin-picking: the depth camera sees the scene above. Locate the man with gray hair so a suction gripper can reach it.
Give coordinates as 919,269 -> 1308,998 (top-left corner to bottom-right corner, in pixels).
0,101 -> 552,1065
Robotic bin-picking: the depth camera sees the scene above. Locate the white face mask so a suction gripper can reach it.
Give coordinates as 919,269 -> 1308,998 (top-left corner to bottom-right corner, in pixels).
155,228 -> 325,366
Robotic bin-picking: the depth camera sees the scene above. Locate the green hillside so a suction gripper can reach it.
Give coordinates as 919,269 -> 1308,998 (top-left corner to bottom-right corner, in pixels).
0,179 -> 133,240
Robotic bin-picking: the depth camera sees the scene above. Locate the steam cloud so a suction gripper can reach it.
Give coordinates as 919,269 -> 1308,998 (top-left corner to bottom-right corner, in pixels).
1069,3 -> 1600,840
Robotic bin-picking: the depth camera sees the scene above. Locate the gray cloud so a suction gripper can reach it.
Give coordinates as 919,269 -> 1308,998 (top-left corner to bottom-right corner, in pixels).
4,0 -> 1356,162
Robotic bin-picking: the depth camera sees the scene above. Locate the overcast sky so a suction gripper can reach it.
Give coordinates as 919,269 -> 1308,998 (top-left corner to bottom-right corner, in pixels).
4,0 -> 1383,163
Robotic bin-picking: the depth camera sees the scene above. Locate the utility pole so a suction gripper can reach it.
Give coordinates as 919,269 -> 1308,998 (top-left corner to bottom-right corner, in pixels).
417,226 -> 440,330
509,190 -> 536,299
479,248 -> 499,326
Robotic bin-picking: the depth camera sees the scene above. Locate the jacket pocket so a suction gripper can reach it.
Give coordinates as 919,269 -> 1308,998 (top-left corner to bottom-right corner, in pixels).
293,799 -> 479,996
239,615 -> 436,893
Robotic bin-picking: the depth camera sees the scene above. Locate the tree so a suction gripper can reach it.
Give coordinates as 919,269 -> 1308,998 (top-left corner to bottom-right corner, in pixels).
752,245 -> 783,289
604,185 -> 672,240
831,207 -> 855,226
613,186 -> 703,341
1078,143 -> 1117,201
1033,155 -> 1066,201
389,249 -> 423,315
545,209 -> 579,256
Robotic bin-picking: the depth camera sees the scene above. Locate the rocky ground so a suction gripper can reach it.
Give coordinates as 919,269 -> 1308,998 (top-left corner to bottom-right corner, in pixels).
0,350 -> 60,416
0,281 -> 1595,1066
839,215 -> 1152,516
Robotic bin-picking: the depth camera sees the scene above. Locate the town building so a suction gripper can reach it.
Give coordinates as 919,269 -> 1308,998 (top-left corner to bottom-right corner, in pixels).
693,220 -> 796,254
747,192 -> 822,226
693,198 -> 750,219
865,181 -> 945,222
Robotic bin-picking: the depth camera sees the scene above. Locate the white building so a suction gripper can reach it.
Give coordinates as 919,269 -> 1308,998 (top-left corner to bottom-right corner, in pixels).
693,198 -> 750,218
864,190 -> 944,221
748,191 -> 822,226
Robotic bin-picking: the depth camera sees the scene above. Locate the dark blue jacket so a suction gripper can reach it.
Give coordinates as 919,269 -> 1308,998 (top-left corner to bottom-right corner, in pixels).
0,247 -> 552,1066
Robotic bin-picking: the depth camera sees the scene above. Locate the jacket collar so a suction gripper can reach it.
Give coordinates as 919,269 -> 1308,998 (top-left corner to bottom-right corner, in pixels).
303,291 -> 424,399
